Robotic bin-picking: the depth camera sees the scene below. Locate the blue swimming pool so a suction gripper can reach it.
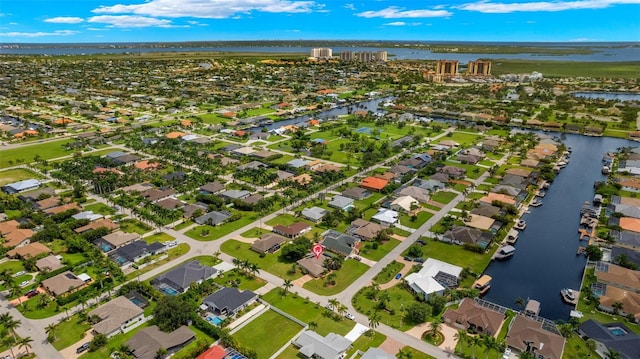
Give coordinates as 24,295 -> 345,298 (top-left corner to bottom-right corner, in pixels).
608,327 -> 627,336
99,243 -> 113,252
161,287 -> 179,296
206,315 -> 223,326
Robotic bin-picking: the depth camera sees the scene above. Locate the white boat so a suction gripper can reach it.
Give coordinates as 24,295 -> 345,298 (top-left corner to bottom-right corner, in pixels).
561,288 -> 577,303
514,220 -> 526,230
602,165 -> 610,174
473,275 -> 492,295
506,229 -> 519,244
494,245 -> 516,260
530,199 -> 543,207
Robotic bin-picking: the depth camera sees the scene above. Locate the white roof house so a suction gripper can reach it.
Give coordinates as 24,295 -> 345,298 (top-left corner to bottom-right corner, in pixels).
72,211 -> 104,221
372,209 -> 399,226
2,179 -> 40,194
390,195 -> 418,213
404,258 -> 462,298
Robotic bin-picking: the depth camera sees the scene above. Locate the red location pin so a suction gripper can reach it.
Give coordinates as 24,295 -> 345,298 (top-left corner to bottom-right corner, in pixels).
312,243 -> 324,260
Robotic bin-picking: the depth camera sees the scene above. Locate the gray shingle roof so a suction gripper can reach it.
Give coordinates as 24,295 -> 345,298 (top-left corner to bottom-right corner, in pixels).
203,287 -> 257,315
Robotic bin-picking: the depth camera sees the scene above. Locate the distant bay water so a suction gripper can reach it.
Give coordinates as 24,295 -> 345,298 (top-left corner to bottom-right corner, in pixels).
1,43 -> 639,62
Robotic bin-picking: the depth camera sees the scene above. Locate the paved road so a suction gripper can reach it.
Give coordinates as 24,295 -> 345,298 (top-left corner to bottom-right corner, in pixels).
3,126 -> 483,359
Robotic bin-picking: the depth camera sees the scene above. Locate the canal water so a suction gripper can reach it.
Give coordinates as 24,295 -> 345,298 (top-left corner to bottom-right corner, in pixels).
483,132 -> 637,321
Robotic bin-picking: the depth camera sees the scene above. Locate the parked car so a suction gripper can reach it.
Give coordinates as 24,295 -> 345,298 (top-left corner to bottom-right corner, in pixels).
352,256 -> 361,261
345,313 -> 355,320
25,290 -> 39,298
403,256 -> 414,261
413,258 -> 425,263
13,271 -> 26,277
76,342 -> 90,354
395,273 -> 402,280
416,240 -> 426,246
19,280 -> 30,287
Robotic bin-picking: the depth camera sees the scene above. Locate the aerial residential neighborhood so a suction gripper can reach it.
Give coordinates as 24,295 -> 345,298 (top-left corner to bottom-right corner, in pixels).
0,38 -> 638,359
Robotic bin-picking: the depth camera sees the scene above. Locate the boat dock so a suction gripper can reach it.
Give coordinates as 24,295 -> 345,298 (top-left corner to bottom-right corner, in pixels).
578,228 -> 594,240
561,289 -> 580,306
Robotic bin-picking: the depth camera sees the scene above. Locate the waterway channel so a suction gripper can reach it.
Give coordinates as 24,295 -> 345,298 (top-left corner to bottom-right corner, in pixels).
483,132 -> 637,321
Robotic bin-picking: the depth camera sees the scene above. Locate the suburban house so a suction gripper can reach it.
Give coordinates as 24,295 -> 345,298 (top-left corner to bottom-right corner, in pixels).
2,179 -> 40,194
250,234 -> 288,254
99,231 -> 140,250
74,218 -> 119,234
442,298 -> 505,336
372,208 -> 399,227
301,207 -> 328,223
361,348 -> 395,359
35,255 -> 64,272
219,189 -> 251,202
108,241 -> 166,268
321,230 -> 359,257
182,203 -> 209,219
140,187 -> 175,203
361,177 -> 388,192
1,228 -> 33,248
390,195 -> 419,213
578,320 -> 640,359
151,260 -> 217,294
199,181 -> 226,195
441,225 -> 493,248
328,195 -> 354,211
293,330 -> 352,359
404,258 -> 462,299
348,219 -> 382,241
194,211 -> 233,226
273,222 -> 312,238
126,325 -> 194,359
593,262 -> 640,320
505,314 -> 565,359
7,242 -> 51,259
297,254 -> 330,277
341,187 -> 370,200
41,271 -> 91,297
89,296 -> 145,338
202,287 -> 258,316
397,186 -> 430,203
438,166 -> 466,179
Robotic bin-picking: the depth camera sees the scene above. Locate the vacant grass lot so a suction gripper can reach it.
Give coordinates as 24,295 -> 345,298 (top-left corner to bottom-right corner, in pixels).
261,289 -> 355,336
399,211 -> 433,229
419,238 -> 492,275
119,218 -> 152,235
220,239 -> 303,280
0,168 -> 44,186
491,59 -> 640,79
430,191 -> 458,204
359,239 -> 401,261
351,284 -> 417,331
186,213 -> 257,241
213,268 -> 266,291
303,259 -> 368,295
82,202 -> 116,216
232,309 -> 303,359
0,139 -> 74,168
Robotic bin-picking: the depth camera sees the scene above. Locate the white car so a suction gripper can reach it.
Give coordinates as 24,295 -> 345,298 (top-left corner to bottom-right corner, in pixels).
345,313 -> 355,320
19,280 -> 30,287
13,271 -> 26,277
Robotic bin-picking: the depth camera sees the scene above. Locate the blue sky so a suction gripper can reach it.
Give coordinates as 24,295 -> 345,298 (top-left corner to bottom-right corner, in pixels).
1,0 -> 639,43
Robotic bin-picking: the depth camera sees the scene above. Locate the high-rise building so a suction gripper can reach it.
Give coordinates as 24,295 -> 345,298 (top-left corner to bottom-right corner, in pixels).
340,51 -> 355,61
376,51 -> 388,62
435,60 -> 459,77
468,60 -> 492,76
310,48 -> 332,60
340,51 -> 387,62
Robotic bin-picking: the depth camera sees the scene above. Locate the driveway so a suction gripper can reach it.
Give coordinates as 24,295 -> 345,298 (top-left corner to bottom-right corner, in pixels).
379,257 -> 415,290
59,330 -> 93,359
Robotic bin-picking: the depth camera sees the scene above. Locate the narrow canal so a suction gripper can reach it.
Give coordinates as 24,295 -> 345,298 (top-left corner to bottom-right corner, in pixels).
483,132 -> 636,321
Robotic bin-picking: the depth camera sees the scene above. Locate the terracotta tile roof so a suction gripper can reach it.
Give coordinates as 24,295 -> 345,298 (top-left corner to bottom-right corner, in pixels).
2,229 -> 34,248
361,177 -> 388,191
166,131 -> 186,139
619,217 -> 640,233
0,220 -> 20,235
479,192 -> 516,206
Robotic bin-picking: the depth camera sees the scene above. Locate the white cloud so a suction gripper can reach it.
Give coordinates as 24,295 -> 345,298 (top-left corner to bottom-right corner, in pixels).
457,0 -> 640,13
344,3 -> 356,10
383,21 -> 423,26
88,15 -> 173,28
44,17 -> 84,24
356,6 -> 452,18
0,30 -> 78,38
87,27 -> 108,31
93,0 -> 318,19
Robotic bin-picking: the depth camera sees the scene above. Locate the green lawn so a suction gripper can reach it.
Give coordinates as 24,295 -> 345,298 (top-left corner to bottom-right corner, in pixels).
275,344 -> 299,359
354,193 -> 385,210
213,268 -> 266,291
446,132 -> 482,147
143,232 -> 175,243
119,219 -> 152,235
232,309 -> 303,359
372,260 -> 405,284
220,240 -> 303,280
266,214 -> 306,227
346,331 -> 386,357
430,191 -> 458,204
261,289 -> 355,336
185,213 -> 257,241
174,220 -> 193,230
419,238 -> 493,275
0,139 -> 74,168
0,168 -> 45,186
82,202 -> 116,216
0,260 -> 25,275
51,315 -> 92,350
351,284 -> 418,331
303,259 -> 369,296
399,211 -> 433,229
399,346 -> 436,359
359,239 -> 401,262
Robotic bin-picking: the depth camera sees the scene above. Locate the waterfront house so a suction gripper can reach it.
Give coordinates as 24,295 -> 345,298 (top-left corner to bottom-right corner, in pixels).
578,320 -> 640,359
404,258 -> 461,299
441,225 -> 492,248
479,192 -> 516,206
505,314 -> 565,359
89,296 -> 145,338
442,298 -> 504,336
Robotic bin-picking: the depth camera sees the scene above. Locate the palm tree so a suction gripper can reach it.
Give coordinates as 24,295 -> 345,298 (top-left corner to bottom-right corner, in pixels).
585,339 -> 597,356
469,335 -> 482,359
155,347 -> 168,359
282,279 -> 293,297
482,334 -> 499,359
605,349 -> 620,359
368,311 -> 381,330
328,298 -> 339,311
17,336 -> 33,355
612,301 -> 624,315
515,297 -> 525,308
308,321 -> 318,331
454,329 -> 469,353
429,318 -> 442,339
45,323 -> 57,342
0,313 -> 19,359
378,291 -> 391,310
